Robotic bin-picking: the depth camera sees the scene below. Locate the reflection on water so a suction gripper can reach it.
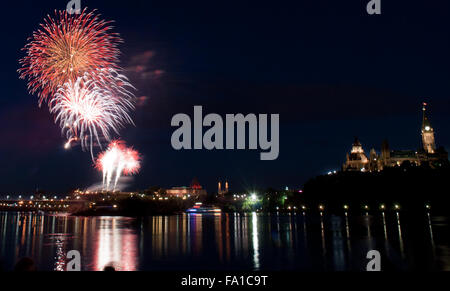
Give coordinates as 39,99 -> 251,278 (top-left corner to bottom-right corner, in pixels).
0,211 -> 449,271
95,218 -> 138,271
396,212 -> 405,259
252,212 -> 260,270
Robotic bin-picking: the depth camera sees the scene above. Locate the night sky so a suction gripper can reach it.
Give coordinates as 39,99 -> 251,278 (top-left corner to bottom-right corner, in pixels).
1,0 -> 450,195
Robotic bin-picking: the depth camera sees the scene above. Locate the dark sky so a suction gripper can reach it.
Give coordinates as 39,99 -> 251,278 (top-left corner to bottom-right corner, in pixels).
1,0 -> 450,195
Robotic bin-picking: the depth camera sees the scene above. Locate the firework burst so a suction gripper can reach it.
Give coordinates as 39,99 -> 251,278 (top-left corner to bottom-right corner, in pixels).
96,140 -> 141,191
49,72 -> 135,158
19,9 -> 143,188
19,8 -> 122,105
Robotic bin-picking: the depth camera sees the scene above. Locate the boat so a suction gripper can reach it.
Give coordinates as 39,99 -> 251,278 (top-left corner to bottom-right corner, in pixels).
186,202 -> 221,213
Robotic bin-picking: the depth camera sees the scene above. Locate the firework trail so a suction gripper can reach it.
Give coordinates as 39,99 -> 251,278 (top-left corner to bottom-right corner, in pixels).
96,140 -> 141,191
19,8 -> 122,106
49,71 -> 135,158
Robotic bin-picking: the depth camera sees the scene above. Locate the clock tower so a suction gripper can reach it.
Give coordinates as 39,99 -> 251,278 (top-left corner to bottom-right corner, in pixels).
421,102 -> 436,154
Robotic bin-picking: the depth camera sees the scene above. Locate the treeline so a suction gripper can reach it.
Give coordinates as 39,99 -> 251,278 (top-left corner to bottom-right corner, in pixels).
301,164 -> 450,213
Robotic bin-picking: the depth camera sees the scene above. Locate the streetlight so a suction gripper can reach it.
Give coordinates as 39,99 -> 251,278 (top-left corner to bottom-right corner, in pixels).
380,204 -> 385,210
343,204 -> 349,210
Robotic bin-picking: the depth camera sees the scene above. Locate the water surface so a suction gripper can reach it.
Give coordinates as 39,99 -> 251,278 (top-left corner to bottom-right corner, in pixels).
0,211 -> 448,271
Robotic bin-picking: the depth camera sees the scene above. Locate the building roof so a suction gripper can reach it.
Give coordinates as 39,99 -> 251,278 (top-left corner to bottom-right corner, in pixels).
190,177 -> 203,189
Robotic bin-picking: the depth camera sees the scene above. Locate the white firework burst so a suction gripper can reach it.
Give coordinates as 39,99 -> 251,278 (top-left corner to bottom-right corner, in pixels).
49,70 -> 135,158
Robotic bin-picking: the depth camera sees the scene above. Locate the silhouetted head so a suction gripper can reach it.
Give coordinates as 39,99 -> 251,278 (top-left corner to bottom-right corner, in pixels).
103,265 -> 116,271
14,257 -> 36,271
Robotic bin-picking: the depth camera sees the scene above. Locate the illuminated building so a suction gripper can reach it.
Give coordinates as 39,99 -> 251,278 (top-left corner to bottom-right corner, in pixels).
343,103 -> 448,172
166,178 -> 207,198
342,138 -> 369,171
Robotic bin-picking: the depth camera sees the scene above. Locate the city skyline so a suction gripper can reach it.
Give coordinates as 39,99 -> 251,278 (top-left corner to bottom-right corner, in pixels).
343,103 -> 449,172
1,1 -> 450,194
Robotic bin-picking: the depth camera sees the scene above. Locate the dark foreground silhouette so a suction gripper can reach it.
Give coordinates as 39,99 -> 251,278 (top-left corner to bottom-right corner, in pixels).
14,257 -> 36,271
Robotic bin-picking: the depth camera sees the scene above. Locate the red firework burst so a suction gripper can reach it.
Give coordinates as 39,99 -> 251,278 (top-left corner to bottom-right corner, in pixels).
123,147 -> 142,175
95,140 -> 141,175
18,8 -> 122,106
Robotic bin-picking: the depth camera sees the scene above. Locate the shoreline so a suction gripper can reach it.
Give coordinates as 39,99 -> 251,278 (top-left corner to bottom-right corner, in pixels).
0,206 -> 444,217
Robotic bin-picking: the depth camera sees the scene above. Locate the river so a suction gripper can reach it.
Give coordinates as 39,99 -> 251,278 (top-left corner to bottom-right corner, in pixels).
0,211 -> 448,271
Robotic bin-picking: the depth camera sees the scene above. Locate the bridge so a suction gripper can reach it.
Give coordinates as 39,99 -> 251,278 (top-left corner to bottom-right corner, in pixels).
0,198 -> 87,212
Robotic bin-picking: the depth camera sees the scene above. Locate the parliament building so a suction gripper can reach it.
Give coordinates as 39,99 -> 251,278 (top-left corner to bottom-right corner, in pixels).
343,103 -> 449,172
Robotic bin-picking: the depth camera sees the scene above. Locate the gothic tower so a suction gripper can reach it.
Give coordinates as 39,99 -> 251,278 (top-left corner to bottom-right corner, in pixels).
421,102 -> 436,154
380,139 -> 390,168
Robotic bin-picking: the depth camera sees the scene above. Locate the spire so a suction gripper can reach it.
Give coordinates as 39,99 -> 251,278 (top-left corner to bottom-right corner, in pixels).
351,137 -> 364,153
381,139 -> 390,160
421,102 -> 435,153
422,102 -> 432,130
